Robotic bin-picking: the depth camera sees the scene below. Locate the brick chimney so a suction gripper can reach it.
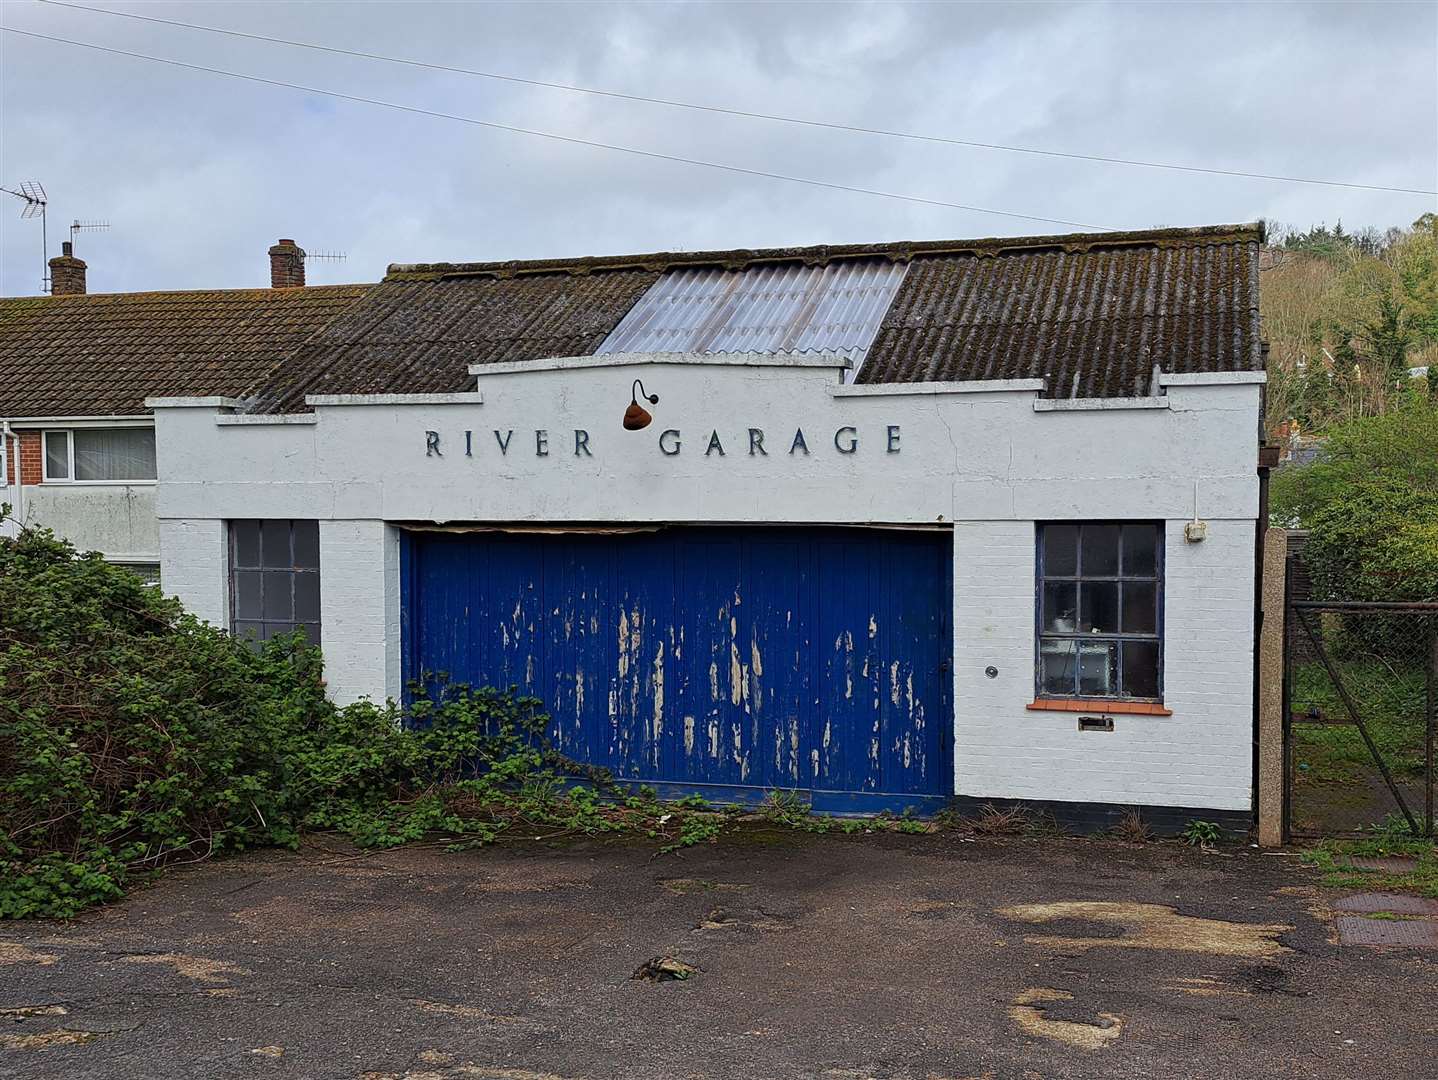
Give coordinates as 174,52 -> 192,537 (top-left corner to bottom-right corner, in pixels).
48,242 -> 87,295
268,238 -> 306,288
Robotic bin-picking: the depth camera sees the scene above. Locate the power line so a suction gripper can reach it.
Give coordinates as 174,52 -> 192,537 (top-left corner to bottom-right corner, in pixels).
1,26 -> 1110,231
37,0 -> 1438,198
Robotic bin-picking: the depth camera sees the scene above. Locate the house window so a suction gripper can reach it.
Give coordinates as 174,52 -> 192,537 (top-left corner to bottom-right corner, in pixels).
112,562 -> 162,588
229,520 -> 321,648
42,428 -> 157,482
1037,523 -> 1163,701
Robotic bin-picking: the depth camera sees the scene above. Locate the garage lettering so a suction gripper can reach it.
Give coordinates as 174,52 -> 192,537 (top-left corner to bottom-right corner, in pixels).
662,427 -> 898,457
423,426 -> 900,458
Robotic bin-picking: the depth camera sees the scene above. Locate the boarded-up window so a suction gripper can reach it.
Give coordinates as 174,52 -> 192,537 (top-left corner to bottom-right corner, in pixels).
229,520 -> 320,648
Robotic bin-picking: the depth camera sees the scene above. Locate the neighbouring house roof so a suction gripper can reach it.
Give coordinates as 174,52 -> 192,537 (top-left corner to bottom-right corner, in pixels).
249,222 -> 1263,411
0,285 -> 371,417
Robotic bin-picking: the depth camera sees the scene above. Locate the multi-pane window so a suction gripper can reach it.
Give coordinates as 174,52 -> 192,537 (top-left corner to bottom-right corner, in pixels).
43,428 -> 157,482
1037,523 -> 1163,701
113,562 -> 162,588
229,520 -> 321,648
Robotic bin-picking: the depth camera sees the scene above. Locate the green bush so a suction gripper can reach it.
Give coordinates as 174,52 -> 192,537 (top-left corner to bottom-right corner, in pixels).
1302,483 -> 1438,604
2,522 -> 311,916
1270,397 -> 1438,528
0,517 -> 566,917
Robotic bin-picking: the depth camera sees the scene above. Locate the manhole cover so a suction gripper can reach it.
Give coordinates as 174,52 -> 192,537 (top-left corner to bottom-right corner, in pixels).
1335,916 -> 1438,948
1331,893 -> 1438,915
1343,856 -> 1419,873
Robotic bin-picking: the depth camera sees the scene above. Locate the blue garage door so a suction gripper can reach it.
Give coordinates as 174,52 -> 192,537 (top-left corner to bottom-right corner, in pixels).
401,527 -> 952,813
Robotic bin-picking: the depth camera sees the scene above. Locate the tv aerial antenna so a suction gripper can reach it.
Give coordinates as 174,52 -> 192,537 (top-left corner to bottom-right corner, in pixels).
69,219 -> 111,253
1,180 -> 49,291
301,248 -> 347,283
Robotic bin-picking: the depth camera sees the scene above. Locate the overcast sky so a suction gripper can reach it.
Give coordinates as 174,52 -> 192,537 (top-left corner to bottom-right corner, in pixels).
1,0 -> 1434,295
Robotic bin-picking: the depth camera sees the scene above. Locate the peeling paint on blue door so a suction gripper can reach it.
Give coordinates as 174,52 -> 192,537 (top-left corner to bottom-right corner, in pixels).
401,527 -> 952,812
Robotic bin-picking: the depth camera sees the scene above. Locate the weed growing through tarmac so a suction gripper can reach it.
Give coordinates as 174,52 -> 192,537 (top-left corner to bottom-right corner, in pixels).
1182,820 -> 1224,847
1111,809 -> 1154,844
1300,815 -> 1438,897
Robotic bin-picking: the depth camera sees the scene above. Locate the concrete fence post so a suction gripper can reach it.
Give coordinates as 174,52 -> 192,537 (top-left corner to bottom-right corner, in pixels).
1257,527 -> 1289,847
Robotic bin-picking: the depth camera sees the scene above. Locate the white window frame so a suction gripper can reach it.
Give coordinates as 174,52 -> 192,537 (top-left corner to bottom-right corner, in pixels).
41,425 -> 158,486
42,429 -> 72,483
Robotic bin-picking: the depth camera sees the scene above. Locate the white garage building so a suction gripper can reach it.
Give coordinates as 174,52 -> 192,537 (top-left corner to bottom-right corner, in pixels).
150,223 -> 1269,828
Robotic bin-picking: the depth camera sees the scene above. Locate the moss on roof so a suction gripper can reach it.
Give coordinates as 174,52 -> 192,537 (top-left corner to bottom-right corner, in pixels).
0,284 -> 371,416
385,223 -> 1264,281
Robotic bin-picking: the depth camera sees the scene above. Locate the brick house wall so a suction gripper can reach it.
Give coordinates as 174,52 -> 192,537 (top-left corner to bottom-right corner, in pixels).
4,430 -> 43,486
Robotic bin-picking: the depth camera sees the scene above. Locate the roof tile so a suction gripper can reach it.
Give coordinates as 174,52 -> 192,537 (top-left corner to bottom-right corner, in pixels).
0,285 -> 370,416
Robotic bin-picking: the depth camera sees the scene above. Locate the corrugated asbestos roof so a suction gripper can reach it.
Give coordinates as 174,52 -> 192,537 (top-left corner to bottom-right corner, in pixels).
247,271 -> 660,413
594,260 -> 907,364
0,285 -> 370,417
857,232 -> 1263,396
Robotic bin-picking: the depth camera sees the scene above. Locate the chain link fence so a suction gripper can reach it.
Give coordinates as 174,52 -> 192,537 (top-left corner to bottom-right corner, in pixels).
1285,596 -> 1437,838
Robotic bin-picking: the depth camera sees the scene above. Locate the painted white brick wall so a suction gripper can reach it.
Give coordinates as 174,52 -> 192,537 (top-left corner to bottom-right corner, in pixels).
158,518 -> 228,627
953,519 -> 1254,810
152,368 -> 1261,811
318,519 -> 401,705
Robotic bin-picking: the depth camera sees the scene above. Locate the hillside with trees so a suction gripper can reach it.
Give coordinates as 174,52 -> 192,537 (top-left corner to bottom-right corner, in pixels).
1261,213 -> 1438,438
1264,215 -> 1437,599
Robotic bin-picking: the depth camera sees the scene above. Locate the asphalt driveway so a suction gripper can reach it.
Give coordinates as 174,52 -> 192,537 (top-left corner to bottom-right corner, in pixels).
2,830 -> 1434,1079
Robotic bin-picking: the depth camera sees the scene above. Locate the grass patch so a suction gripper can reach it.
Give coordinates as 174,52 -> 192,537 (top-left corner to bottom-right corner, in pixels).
1289,658 -> 1428,785
1300,816 -> 1438,897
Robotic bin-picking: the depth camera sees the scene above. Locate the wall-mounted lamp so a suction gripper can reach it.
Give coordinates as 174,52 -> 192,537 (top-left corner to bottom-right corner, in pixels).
623,379 -> 659,430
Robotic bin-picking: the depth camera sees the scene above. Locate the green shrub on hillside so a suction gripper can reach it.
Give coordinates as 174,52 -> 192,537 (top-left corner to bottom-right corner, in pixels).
1302,484 -> 1438,605
1270,397 -> 1438,528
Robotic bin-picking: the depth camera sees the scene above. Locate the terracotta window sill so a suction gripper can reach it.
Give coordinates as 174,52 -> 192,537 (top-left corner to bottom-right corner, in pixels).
1026,698 -> 1172,716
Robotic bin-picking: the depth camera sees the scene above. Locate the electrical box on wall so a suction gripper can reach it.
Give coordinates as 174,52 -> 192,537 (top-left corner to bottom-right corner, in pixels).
1184,520 -> 1208,543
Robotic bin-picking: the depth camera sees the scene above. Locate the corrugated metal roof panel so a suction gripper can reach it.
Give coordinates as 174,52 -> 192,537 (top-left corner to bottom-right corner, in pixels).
595,259 -> 908,365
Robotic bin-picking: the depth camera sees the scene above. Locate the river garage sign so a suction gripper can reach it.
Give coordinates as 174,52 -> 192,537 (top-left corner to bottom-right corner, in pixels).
424,425 -> 903,459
